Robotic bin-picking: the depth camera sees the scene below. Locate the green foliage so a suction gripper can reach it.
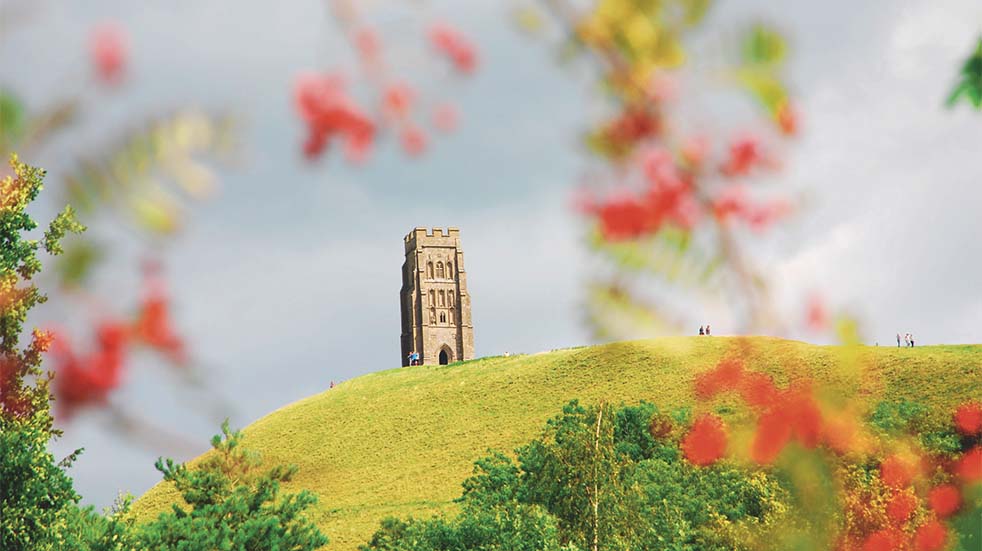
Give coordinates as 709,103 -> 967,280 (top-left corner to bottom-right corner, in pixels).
0,155 -> 85,551
0,90 -> 26,152
947,37 -> 982,109
0,419 -> 80,551
869,399 -> 927,434
742,24 -> 787,66
365,400 -> 786,551
133,420 -> 329,551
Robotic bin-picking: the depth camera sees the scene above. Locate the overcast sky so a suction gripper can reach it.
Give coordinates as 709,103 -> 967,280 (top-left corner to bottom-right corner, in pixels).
5,0 -> 981,508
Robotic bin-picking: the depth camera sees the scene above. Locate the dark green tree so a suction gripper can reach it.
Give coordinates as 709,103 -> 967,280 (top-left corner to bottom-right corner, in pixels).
0,155 -> 85,551
133,420 -> 329,551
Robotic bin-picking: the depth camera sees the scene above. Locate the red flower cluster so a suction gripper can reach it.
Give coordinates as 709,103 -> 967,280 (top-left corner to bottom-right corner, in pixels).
861,528 -> 905,551
48,274 -> 186,418
50,322 -> 128,418
956,446 -> 982,481
880,455 -> 917,489
602,108 -> 662,154
720,135 -> 766,176
294,72 -> 376,162
90,22 -> 128,84
927,484 -> 962,518
954,401 -> 982,436
584,147 -> 699,241
681,413 -> 727,466
428,23 -> 478,74
711,185 -> 792,233
693,358 -> 824,463
382,82 -> 416,120
134,289 -> 186,365
913,521 -> 948,551
885,490 -> 918,525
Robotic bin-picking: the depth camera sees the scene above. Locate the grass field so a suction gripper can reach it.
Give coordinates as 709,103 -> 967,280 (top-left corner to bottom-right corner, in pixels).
132,337 -> 982,550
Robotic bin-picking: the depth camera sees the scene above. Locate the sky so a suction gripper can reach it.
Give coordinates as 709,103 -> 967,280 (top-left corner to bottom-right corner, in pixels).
4,0 -> 981,508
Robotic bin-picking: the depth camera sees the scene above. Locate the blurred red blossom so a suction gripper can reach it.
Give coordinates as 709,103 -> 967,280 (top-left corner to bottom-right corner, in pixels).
927,484 -> 962,518
432,103 -> 460,133
954,401 -> 982,436
383,82 -> 415,119
90,22 -> 128,84
353,27 -> 380,60
399,126 -> 428,157
693,358 -> 826,463
806,293 -> 829,332
694,358 -> 744,400
680,135 -> 709,168
913,521 -> 948,551
720,134 -> 764,177
681,414 -> 727,466
885,491 -> 918,525
133,288 -> 186,365
955,447 -> 982,481
712,185 -> 792,232
428,23 -> 478,74
880,455 -> 916,489
862,529 -> 906,551
776,101 -> 799,136
294,72 -> 376,162
49,322 -> 129,418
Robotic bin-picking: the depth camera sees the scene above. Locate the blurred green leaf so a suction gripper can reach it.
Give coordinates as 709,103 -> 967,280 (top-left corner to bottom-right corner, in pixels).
742,24 -> 786,66
60,111 -> 236,236
679,0 -> 712,27
589,226 -> 723,290
947,37 -> 982,110
55,239 -> 103,289
0,89 -> 26,152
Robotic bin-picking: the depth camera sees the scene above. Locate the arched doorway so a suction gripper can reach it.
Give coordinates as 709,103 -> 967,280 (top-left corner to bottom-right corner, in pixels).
439,347 -> 452,365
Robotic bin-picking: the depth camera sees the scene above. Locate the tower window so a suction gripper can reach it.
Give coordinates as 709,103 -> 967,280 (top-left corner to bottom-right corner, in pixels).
440,312 -> 446,324
447,262 -> 453,278
439,290 -> 446,306
447,293 -> 453,307
449,307 -> 455,325
429,290 -> 435,306
426,262 -> 434,279
436,261 -> 445,278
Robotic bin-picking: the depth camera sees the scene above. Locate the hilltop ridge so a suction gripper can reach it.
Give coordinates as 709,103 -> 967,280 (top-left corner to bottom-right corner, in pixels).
133,337 -> 982,551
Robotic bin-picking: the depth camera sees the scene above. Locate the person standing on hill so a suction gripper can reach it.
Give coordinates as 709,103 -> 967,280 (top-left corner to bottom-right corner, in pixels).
910,334 -> 915,347
897,333 -> 902,347
706,324 -> 711,336
699,326 -> 705,335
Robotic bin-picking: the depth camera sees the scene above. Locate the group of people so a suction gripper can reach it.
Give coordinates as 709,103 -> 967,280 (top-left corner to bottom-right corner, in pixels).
407,351 -> 420,365
897,333 -> 916,347
698,325 -> 712,336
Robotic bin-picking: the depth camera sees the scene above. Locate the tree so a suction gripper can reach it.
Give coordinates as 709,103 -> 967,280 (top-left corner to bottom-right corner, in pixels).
132,420 -> 329,551
0,155 -> 85,551
364,400 -> 786,551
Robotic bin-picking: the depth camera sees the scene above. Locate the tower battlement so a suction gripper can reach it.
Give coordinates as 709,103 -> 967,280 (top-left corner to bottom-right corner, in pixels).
404,227 -> 461,252
399,227 -> 474,366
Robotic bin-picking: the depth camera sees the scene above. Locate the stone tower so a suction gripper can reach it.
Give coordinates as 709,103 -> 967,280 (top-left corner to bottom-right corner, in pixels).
400,227 -> 474,366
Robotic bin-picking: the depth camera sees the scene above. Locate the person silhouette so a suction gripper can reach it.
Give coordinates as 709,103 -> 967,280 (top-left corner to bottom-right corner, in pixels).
706,324 -> 711,336
897,333 -> 901,348
699,326 -> 705,335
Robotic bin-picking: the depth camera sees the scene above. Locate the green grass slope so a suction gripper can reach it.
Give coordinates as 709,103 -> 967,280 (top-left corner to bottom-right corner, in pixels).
133,337 -> 982,550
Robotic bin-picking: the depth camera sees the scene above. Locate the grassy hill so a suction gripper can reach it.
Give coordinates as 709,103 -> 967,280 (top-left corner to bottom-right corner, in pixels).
132,337 -> 982,550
